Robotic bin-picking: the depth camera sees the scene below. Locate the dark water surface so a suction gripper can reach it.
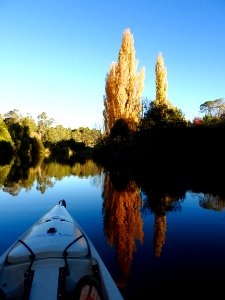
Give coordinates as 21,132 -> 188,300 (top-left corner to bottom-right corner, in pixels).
1,159 -> 225,298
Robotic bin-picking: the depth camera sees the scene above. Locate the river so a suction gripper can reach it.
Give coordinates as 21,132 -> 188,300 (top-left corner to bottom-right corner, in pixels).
1,158 -> 225,298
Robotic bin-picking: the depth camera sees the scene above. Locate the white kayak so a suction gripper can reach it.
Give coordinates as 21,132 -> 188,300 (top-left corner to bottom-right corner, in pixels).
0,200 -> 123,300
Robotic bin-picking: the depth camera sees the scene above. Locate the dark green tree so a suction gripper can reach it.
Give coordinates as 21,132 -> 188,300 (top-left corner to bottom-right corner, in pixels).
141,101 -> 186,128
110,118 -> 131,140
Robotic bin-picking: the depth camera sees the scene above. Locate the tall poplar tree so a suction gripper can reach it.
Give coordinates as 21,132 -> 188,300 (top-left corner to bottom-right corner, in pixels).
103,28 -> 145,133
103,62 -> 117,133
155,52 -> 169,105
141,52 -> 186,127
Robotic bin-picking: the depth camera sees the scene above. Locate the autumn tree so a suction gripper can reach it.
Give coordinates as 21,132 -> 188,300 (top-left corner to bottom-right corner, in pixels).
141,52 -> 186,128
103,28 -> 145,133
192,117 -> 204,126
155,52 -> 169,106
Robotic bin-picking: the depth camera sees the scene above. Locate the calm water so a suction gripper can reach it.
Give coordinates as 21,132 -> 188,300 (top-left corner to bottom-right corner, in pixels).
1,159 -> 225,298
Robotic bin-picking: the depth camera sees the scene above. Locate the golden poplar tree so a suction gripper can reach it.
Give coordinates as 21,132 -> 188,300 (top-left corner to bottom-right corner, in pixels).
103,28 -> 145,133
155,52 -> 170,105
152,52 -> 187,125
103,62 -> 117,133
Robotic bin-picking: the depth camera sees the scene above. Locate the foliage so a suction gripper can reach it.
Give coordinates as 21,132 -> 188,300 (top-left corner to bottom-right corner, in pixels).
74,127 -> 101,147
37,112 -> 55,141
192,117 -> 204,126
141,101 -> 186,129
44,126 -> 101,148
45,125 -> 71,143
2,113 -> 45,163
4,109 -> 21,126
31,136 -> 45,158
155,52 -> 169,105
47,139 -> 86,163
109,118 -> 131,141
0,122 -> 13,143
200,98 -> 225,117
7,123 -> 31,155
103,28 -> 145,133
0,108 -> 102,164
139,53 -> 186,129
21,114 -> 37,134
202,115 -> 222,126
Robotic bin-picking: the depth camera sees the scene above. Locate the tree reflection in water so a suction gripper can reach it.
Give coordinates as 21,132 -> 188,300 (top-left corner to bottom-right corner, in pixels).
199,193 -> 225,212
142,188 -> 184,258
102,173 -> 143,288
153,195 -> 182,258
0,158 -> 102,195
3,156 -> 225,293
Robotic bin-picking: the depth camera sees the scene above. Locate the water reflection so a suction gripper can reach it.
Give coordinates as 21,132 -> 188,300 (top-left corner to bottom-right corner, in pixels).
199,193 -> 225,212
144,193 -> 184,257
102,173 -> 143,288
2,159 -> 225,296
2,158 -> 225,292
0,158 -> 103,195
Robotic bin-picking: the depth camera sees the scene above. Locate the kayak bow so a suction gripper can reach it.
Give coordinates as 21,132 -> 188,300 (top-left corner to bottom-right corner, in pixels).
0,200 -> 123,300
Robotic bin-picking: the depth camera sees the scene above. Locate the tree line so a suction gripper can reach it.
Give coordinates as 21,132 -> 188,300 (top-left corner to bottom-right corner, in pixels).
0,110 -> 101,165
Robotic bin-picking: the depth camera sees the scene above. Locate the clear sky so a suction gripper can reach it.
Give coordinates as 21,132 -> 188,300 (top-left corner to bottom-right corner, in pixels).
0,0 -> 224,129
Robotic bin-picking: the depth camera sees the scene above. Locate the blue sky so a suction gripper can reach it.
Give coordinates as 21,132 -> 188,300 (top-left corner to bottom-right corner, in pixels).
0,0 -> 224,129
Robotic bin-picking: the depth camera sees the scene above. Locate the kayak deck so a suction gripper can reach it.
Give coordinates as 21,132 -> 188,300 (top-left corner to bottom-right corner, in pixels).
8,219 -> 89,263
0,200 -> 124,300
